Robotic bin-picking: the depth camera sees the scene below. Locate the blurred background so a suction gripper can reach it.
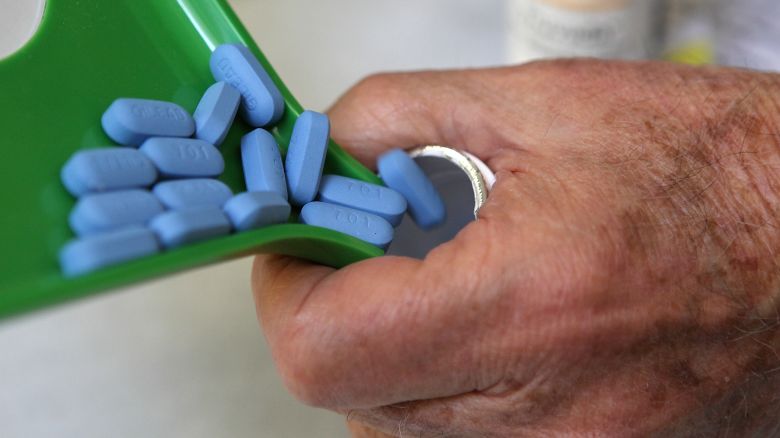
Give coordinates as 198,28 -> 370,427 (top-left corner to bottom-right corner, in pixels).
1,0 -> 778,437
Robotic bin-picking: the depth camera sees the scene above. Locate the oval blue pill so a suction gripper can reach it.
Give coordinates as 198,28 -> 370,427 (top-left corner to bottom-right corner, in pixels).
61,148 -> 158,197
69,189 -> 163,237
193,82 -> 241,147
300,202 -> 393,250
210,44 -> 285,127
102,98 -> 195,146
241,129 -> 287,200
223,191 -> 291,231
285,111 -> 330,206
149,207 -> 232,249
153,179 -> 233,210
59,227 -> 159,277
318,174 -> 407,227
377,149 -> 446,230
140,138 -> 224,178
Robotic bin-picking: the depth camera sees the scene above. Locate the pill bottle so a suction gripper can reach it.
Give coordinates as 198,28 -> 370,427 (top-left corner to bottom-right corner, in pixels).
505,0 -> 667,63
663,0 -> 713,66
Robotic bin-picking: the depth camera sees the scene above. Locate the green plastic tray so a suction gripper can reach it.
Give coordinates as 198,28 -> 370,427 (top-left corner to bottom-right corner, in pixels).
0,0 -> 384,320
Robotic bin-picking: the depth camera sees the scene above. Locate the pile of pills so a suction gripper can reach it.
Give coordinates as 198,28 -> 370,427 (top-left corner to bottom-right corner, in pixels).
59,44 -> 445,276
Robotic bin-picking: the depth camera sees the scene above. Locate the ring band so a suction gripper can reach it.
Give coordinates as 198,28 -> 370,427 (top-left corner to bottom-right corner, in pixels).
407,146 -> 496,218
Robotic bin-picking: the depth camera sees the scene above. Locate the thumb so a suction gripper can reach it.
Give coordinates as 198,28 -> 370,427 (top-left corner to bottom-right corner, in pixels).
326,68 -> 534,167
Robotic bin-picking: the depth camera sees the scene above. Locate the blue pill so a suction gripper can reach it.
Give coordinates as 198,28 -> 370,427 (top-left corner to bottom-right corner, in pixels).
210,44 -> 285,128
317,174 -> 407,227
193,82 -> 241,147
61,148 -> 158,197
102,98 -> 195,146
153,179 -> 233,210
300,202 -> 393,250
149,207 -> 232,249
69,189 -> 163,237
377,149 -> 446,230
285,111 -> 330,206
241,129 -> 287,200
59,227 -> 159,277
140,138 -> 224,178
223,192 -> 291,231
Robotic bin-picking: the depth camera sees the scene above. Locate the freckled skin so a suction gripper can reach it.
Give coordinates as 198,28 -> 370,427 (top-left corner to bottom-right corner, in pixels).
251,60 -> 780,437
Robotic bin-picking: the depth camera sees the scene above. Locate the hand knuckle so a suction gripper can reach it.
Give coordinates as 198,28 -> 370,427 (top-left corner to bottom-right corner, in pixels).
271,326 -> 337,407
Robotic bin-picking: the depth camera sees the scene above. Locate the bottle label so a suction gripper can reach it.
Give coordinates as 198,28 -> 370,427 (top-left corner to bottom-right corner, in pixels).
507,0 -> 663,63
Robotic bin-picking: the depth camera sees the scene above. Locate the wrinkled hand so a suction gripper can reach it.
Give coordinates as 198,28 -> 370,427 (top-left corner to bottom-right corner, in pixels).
253,60 -> 780,437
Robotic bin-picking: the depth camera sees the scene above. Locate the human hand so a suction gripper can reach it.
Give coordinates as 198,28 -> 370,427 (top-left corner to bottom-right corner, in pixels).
253,60 -> 780,437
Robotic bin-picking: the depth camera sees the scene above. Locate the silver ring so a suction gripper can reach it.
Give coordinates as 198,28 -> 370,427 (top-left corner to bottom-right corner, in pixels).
408,146 -> 495,218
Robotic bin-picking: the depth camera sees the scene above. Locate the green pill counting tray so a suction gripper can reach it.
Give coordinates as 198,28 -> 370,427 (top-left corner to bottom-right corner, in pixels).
0,0 -> 385,319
